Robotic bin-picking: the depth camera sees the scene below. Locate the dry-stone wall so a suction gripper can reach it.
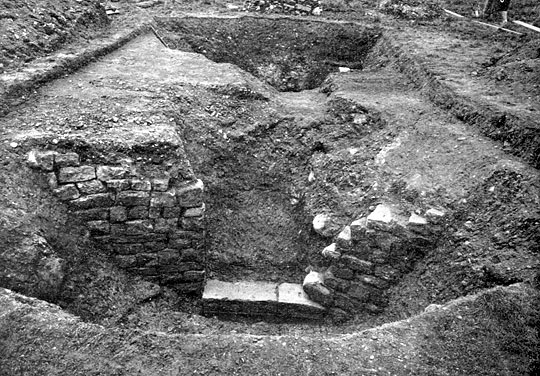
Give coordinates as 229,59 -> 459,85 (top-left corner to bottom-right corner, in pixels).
304,204 -> 444,316
27,149 -> 205,293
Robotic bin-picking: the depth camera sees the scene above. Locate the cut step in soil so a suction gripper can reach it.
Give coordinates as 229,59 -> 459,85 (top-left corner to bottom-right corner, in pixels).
202,279 -> 326,320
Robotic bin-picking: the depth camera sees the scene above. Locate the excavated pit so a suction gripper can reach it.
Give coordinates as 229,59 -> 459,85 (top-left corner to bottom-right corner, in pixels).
156,17 -> 382,91
150,17 -> 387,292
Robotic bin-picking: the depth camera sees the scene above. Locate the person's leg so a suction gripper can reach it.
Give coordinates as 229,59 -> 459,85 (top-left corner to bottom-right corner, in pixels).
501,10 -> 508,24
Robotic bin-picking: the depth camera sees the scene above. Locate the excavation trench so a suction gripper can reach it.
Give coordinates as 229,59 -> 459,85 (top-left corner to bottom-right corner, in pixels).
154,17 -> 384,287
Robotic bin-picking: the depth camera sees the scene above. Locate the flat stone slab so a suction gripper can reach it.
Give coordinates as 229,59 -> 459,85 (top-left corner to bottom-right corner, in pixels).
203,280 -> 278,303
202,279 -> 326,320
277,283 -> 325,319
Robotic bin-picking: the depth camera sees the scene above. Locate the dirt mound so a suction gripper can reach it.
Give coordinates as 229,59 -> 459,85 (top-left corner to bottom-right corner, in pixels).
380,0 -> 443,20
0,0 -> 108,70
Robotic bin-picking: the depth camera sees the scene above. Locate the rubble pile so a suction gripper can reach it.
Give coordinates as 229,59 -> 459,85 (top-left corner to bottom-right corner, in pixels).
244,0 -> 322,16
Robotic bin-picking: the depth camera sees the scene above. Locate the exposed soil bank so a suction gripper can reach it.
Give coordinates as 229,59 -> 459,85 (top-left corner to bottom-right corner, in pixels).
1,283 -> 538,375
156,16 -> 381,91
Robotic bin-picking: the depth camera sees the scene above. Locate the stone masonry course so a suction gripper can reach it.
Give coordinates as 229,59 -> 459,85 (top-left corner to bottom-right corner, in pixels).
27,149 -> 206,293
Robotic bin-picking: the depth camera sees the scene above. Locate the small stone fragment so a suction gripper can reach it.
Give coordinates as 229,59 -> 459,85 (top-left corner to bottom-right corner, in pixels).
367,204 -> 393,229
27,150 -> 56,171
350,217 -> 368,240
408,213 -> 427,225
322,243 -> 340,259
312,213 -> 340,237
336,226 -> 352,249
47,173 -> 58,190
303,271 -> 333,306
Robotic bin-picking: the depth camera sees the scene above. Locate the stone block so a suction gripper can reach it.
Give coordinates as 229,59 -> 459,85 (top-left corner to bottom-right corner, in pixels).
334,292 -> 357,312
27,150 -> 56,171
174,282 -> 203,293
53,184 -> 80,201
176,179 -> 204,208
47,173 -> 58,190
136,252 -> 157,265
408,213 -> 427,226
97,166 -> 127,181
109,233 -> 167,244
152,177 -> 170,192
128,206 -> 149,220
180,248 -> 204,262
348,282 -> 372,302
106,179 -> 130,191
150,190 -> 176,207
183,203 -> 205,218
324,270 -> 351,291
181,216 -> 204,231
350,217 -> 368,240
135,266 -> 158,277
116,191 -> 150,206
369,250 -> 389,264
358,275 -> 389,290
182,270 -> 205,282
77,179 -> 106,195
110,206 -> 127,223
131,179 -> 152,191
425,208 -> 445,222
154,218 -> 178,233
113,243 -> 145,255
303,271 -> 333,306
374,265 -> 400,282
328,265 -> 354,280
157,248 -> 180,264
58,166 -> 96,183
55,153 -> 80,168
144,242 -> 167,252
149,207 -> 162,219
73,208 -> 109,221
336,226 -> 352,249
115,255 -> 137,269
367,204 -> 393,230
87,220 -> 110,235
69,193 -> 113,210
312,213 -> 340,237
277,283 -> 325,318
202,280 -> 278,316
322,243 -> 340,259
340,255 -> 373,273
163,206 -> 181,218
111,220 -> 153,236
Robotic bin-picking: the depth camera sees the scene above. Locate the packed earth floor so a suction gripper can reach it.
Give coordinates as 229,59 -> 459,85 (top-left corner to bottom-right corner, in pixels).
0,0 -> 539,375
